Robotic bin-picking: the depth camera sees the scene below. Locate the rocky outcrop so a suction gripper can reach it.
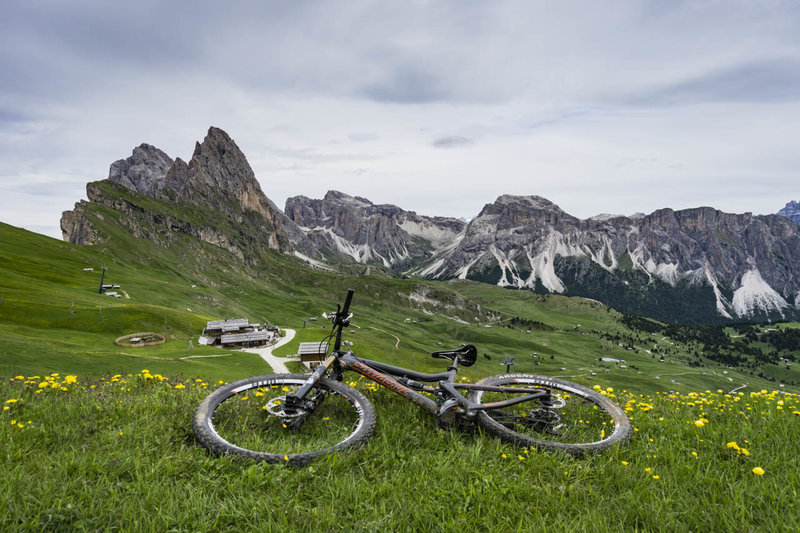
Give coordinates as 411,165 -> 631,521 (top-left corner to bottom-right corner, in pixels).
108,144 -> 174,197
60,200 -> 102,245
284,190 -> 466,269
61,127 -> 290,259
415,195 -> 800,322
778,201 -> 800,225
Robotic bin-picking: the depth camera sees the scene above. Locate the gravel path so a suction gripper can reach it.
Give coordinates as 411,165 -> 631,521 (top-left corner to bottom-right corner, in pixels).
239,328 -> 297,373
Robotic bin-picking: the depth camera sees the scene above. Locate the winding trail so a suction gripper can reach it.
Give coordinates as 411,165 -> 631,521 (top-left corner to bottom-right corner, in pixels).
239,328 -> 297,373
368,326 -> 400,349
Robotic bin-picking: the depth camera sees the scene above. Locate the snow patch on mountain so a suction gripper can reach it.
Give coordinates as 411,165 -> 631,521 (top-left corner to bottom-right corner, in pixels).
525,235 -> 568,293
490,246 -> 524,288
644,260 -> 680,286
398,219 -> 462,249
585,236 -> 618,273
731,269 -> 789,317
323,228 -> 374,263
455,256 -> 480,280
704,267 -> 733,319
418,258 -> 446,277
292,251 -> 334,271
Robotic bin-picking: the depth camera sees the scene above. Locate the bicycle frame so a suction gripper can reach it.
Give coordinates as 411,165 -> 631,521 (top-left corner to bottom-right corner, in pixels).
286,288 -> 550,420
340,352 -> 549,418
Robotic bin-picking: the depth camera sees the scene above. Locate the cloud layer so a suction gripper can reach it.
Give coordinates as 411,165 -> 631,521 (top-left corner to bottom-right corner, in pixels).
2,1 -> 800,238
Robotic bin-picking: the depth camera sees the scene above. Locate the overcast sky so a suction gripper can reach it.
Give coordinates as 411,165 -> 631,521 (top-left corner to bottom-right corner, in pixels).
2,1 -> 799,239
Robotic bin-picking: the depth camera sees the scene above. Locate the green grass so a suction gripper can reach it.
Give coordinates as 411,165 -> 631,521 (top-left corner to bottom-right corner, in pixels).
4,219 -> 800,531
2,221 -> 798,395
1,372 -> 798,531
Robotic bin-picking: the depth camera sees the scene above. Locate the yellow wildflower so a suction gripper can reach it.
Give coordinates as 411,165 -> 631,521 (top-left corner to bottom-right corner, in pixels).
752,467 -> 765,476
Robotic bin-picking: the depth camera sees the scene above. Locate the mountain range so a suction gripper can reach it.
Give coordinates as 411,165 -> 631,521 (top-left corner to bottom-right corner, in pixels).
61,127 -> 800,324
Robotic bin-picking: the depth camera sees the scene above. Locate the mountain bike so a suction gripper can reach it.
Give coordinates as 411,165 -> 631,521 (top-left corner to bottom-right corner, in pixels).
193,289 -> 632,465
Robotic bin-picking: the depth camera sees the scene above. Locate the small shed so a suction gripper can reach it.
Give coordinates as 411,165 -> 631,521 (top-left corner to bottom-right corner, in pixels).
298,341 -> 330,368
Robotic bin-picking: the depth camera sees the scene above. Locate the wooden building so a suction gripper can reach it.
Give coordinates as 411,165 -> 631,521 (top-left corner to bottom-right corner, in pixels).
202,318 -> 277,347
298,341 -> 330,368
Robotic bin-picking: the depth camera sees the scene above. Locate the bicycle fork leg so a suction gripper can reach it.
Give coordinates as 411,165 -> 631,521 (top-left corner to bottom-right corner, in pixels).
284,355 -> 336,412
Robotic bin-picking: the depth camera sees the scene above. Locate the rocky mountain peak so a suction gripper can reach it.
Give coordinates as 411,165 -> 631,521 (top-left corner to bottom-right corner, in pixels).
108,143 -> 173,197
62,126 -> 290,256
323,190 -> 373,207
476,194 -> 578,228
778,201 -> 800,224
166,127 -> 263,203
283,190 -> 466,269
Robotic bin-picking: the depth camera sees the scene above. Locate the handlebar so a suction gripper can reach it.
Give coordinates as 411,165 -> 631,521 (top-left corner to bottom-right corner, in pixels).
331,289 -> 355,352
341,288 -> 354,318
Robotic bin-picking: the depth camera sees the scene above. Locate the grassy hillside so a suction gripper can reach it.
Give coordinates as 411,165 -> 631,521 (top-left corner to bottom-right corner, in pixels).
2,371 -> 798,531
3,222 -> 800,531
2,222 -> 798,396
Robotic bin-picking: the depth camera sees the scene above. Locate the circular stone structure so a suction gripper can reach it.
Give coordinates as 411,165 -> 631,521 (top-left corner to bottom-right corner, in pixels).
114,332 -> 166,348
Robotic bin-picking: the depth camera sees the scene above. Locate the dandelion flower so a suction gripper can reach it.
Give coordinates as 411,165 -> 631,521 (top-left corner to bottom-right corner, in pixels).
652,475 -> 660,480
752,467 -> 765,476
621,461 -> 629,466
645,467 -> 652,473
694,420 -> 705,428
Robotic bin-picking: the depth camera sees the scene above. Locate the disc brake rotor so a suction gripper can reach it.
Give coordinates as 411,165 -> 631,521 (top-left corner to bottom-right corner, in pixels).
265,396 -> 306,418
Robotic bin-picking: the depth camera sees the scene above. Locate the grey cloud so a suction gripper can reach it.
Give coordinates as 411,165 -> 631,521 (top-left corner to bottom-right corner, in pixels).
360,64 -> 450,104
349,133 -> 380,142
263,145 -> 379,164
628,58 -> 800,106
432,136 -> 474,149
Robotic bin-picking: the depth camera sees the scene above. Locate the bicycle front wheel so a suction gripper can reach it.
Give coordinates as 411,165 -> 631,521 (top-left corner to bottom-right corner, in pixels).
469,374 -> 631,456
193,374 -> 376,466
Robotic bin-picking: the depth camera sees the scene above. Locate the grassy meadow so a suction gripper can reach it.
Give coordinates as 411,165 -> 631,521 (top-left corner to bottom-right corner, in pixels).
2,371 -> 799,531
2,221 -> 800,531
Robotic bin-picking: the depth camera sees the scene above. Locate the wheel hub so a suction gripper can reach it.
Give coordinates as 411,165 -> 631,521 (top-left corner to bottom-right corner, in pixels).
265,396 -> 306,418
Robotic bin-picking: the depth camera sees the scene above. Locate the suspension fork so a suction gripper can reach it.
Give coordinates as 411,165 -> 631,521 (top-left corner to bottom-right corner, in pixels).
283,353 -> 337,413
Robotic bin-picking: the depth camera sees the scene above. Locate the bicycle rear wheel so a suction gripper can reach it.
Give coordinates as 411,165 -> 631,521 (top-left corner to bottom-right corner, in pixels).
469,374 -> 631,456
193,374 -> 376,465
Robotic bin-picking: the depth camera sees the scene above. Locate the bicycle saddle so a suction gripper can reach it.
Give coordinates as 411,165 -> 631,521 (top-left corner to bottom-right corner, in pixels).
431,344 -> 477,367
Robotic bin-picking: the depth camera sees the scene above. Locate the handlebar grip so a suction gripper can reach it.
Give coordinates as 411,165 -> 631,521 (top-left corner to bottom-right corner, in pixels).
341,288 -> 355,316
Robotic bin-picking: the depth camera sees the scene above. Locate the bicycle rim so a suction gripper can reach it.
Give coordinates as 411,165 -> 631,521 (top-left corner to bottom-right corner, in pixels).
195,375 -> 375,464
471,374 -> 631,455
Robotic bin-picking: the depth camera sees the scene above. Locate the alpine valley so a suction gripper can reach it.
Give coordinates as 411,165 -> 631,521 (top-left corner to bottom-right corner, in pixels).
62,127 -> 800,325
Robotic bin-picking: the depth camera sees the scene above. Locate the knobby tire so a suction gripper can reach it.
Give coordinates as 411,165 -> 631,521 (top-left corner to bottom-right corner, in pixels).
469,374 -> 632,456
193,374 -> 376,466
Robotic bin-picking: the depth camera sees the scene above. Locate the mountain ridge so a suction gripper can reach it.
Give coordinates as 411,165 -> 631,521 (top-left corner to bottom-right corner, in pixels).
59,126 -> 800,324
